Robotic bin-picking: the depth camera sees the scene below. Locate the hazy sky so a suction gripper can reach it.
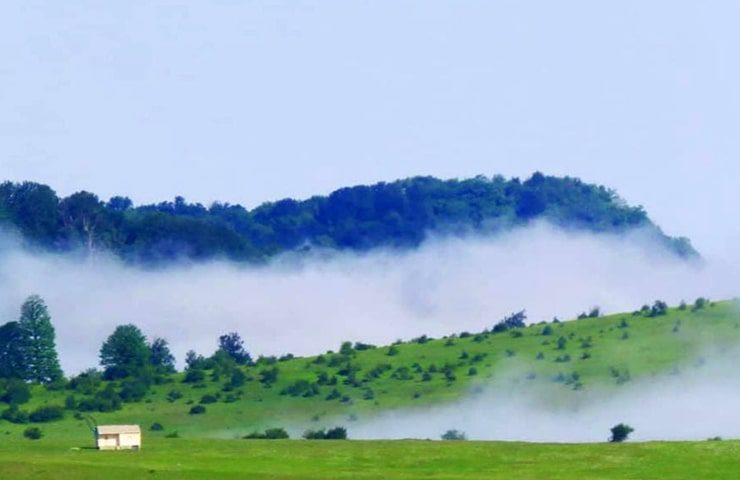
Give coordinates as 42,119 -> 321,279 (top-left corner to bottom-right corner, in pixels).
1,1 -> 738,257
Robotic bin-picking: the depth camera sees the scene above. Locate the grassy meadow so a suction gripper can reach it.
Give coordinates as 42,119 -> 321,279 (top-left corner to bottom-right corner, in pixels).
2,437 -> 740,480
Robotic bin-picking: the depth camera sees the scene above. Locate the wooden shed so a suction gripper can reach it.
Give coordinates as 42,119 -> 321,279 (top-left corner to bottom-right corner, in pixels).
95,425 -> 142,450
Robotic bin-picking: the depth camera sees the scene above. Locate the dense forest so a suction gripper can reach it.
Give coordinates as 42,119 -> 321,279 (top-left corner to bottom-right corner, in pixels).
0,173 -> 696,264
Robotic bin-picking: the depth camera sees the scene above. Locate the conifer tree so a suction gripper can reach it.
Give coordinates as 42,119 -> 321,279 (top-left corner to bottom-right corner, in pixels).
18,295 -> 63,383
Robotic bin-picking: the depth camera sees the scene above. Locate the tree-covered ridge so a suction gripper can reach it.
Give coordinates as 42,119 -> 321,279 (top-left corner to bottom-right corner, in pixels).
0,173 -> 697,264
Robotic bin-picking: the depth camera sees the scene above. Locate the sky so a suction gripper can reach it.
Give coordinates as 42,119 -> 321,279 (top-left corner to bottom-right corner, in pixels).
1,1 -> 739,257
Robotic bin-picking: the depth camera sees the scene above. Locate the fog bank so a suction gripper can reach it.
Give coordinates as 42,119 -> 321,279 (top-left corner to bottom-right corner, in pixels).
0,224 -> 737,374
351,357 -> 740,442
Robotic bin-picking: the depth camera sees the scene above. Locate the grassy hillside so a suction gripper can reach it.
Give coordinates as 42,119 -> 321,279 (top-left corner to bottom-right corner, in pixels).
2,299 -> 738,445
2,438 -> 740,480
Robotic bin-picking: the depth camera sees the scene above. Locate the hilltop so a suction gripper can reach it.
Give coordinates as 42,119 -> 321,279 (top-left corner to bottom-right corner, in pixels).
1,298 -> 737,443
0,173 -> 696,264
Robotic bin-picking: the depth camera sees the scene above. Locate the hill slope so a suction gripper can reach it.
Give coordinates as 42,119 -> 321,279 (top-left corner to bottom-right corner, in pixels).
1,299 -> 737,443
0,173 -> 697,264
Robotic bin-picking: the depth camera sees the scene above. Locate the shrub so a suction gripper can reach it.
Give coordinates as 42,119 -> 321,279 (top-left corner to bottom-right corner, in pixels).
227,369 -> 247,389
541,325 -> 554,336
183,369 -> 206,384
556,337 -> 567,350
609,423 -> 634,443
150,422 -> 164,431
441,429 -> 467,441
165,431 -> 180,438
302,426 -> 347,440
259,367 -> 279,387
244,427 -> 290,439
391,367 -> 412,381
68,369 -> 102,395
23,427 -> 42,440
1,406 -> 29,424
648,300 -> 668,317
280,380 -> 320,398
0,379 -> 31,405
189,405 -> 206,415
29,406 -> 64,423
468,367 -> 478,376
166,390 -> 183,402
119,378 -> 150,402
353,342 -> 376,351
325,389 -> 341,401
199,394 -> 219,404
492,311 -> 526,333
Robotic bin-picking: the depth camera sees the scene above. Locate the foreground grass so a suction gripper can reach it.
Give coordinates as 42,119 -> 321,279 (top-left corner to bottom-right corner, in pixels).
1,437 -> 740,480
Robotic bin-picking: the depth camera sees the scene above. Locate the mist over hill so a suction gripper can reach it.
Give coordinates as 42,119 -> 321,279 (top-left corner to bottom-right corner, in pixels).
0,173 -> 696,265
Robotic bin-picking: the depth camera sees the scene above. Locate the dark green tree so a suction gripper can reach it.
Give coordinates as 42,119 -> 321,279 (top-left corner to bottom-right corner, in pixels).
99,324 -> 150,380
18,296 -> 62,383
149,337 -> 176,373
609,423 -> 635,443
217,332 -> 251,365
0,322 -> 27,379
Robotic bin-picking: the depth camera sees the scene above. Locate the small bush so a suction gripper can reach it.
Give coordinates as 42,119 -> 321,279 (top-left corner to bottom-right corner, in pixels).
1,406 -> 29,424
0,379 -> 31,405
303,426 -> 347,440
166,390 -> 183,402
441,429 -> 467,441
23,427 -> 42,440
189,405 -> 206,415
29,406 -> 64,423
165,431 -> 180,438
150,422 -> 165,431
183,369 -> 206,384
199,394 -> 219,404
244,427 -> 289,439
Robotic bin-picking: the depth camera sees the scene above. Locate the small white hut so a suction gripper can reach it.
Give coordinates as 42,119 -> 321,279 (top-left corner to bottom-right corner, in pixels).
95,425 -> 142,450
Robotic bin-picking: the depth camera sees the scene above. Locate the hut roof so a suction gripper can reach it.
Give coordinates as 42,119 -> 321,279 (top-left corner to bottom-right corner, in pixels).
97,425 -> 141,435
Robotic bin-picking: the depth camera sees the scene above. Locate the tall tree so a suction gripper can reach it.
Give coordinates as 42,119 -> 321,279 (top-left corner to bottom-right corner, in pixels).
99,324 -> 150,379
149,337 -> 176,373
18,295 -> 62,383
218,332 -> 252,365
0,322 -> 27,379
59,191 -> 109,254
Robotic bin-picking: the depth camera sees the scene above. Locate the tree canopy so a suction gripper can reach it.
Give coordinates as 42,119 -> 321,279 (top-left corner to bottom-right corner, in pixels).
0,174 -> 697,265
99,324 -> 151,380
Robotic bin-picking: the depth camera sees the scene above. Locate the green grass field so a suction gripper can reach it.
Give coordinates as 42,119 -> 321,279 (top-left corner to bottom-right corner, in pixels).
2,437 -> 740,480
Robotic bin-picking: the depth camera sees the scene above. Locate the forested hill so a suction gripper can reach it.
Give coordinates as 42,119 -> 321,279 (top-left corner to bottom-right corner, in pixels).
0,173 -> 696,264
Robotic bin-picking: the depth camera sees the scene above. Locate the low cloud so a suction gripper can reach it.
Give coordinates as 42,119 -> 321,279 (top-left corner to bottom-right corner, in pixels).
350,352 -> 740,442
0,223 -> 736,375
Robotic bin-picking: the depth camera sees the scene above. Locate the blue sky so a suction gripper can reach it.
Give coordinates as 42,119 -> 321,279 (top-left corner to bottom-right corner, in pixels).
1,1 -> 738,256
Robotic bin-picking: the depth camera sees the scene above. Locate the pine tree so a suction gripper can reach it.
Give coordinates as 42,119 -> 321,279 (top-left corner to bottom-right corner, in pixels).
18,295 -> 63,383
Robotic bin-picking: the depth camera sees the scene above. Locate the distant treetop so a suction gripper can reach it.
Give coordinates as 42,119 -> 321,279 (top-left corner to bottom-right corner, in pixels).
0,173 -> 697,264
